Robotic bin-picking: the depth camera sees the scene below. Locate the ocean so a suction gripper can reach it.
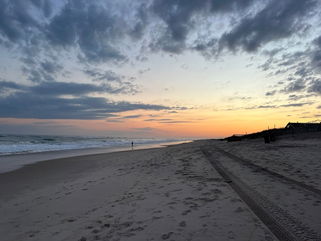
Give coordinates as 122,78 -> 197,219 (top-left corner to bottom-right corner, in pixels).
0,134 -> 187,156
0,135 -> 190,173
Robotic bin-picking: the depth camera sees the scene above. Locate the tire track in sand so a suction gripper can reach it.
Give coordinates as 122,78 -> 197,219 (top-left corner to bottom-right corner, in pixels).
201,147 -> 321,241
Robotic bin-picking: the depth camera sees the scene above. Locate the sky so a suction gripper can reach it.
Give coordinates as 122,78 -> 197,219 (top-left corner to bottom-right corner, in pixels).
0,0 -> 321,138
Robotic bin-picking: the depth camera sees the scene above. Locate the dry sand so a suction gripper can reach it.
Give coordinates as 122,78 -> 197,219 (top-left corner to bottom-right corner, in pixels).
0,141 -> 276,241
211,134 -> 321,240
215,133 -> 321,190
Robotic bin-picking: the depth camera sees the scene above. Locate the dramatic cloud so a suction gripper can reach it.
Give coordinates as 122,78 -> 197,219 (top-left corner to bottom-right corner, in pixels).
283,79 -> 306,93
0,80 -> 169,119
0,0 -> 43,43
84,69 -> 123,83
0,0 -> 321,123
1,0 -> 319,59
219,0 -> 316,52
47,0 -> 127,63
0,92 -> 170,119
308,80 -> 321,94
83,68 -> 139,95
1,0 -> 319,67
311,36 -> 321,71
0,80 -> 135,96
150,0 -> 254,53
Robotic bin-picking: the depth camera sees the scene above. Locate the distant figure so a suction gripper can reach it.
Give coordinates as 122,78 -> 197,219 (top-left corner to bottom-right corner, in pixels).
131,141 -> 134,150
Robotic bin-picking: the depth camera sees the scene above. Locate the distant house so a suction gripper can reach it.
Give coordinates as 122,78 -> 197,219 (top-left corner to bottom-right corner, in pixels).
285,122 -> 321,132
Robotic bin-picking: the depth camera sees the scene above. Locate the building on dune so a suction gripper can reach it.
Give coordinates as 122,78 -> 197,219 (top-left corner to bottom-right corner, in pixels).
285,122 -> 321,132
224,122 -> 321,142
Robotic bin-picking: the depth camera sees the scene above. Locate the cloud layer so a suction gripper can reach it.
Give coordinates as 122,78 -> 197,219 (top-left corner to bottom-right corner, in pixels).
0,80 -> 169,119
1,0 -> 321,120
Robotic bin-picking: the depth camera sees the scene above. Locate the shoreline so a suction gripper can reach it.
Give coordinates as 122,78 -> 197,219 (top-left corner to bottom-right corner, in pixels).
2,137 -> 320,240
0,140 -> 277,241
0,140 -> 191,174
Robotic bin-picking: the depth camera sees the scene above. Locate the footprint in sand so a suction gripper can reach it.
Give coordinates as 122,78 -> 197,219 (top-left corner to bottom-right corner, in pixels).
181,209 -> 191,215
211,188 -> 223,194
102,223 -> 111,228
67,218 -> 76,223
91,229 -> 100,234
130,226 -> 144,232
179,221 -> 186,227
161,232 -> 174,240
93,235 -> 100,240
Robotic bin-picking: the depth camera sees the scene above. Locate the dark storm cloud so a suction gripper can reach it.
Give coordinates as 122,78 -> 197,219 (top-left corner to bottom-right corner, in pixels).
308,80 -> 321,94
0,92 -> 170,119
150,0 -> 254,53
129,3 -> 149,40
259,50 -> 315,98
311,36 -> 321,71
1,0 -> 318,59
283,79 -> 306,93
152,0 -> 255,41
83,68 -> 139,95
30,82 -> 108,96
83,69 -> 123,83
0,0 -> 320,122
219,0 -> 316,52
0,0 -> 41,43
0,0 -> 133,65
0,80 -> 136,96
24,68 -> 55,83
30,0 -> 53,17
1,0 -> 318,64
47,0 -> 127,63
0,80 -> 23,92
40,61 -> 62,74
0,79 -> 168,119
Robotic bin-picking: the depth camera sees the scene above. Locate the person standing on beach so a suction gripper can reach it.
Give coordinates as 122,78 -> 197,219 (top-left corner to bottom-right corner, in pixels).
131,141 -> 134,150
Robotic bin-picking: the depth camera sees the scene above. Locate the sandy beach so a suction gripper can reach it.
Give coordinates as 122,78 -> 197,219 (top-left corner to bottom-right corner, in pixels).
0,140 -> 279,241
2,137 -> 321,241
2,0 -> 321,240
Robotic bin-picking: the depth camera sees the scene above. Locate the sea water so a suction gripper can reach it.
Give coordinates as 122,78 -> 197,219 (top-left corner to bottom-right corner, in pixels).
0,134 -> 189,173
0,134 -> 186,155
